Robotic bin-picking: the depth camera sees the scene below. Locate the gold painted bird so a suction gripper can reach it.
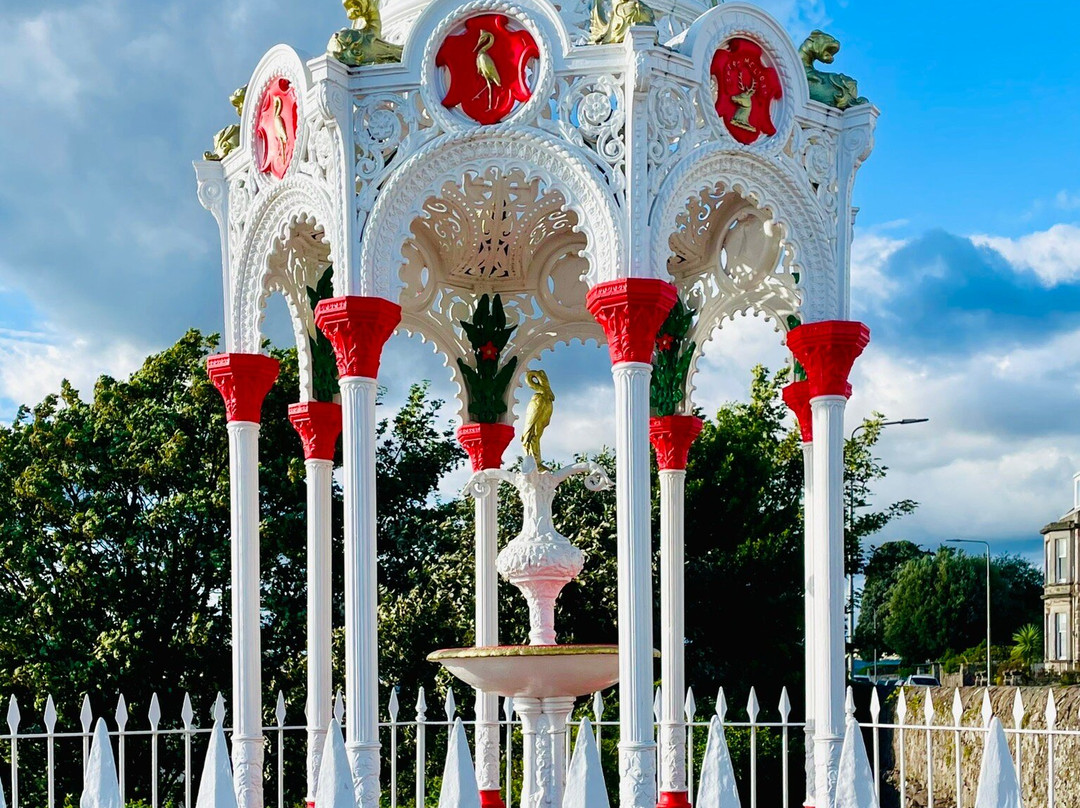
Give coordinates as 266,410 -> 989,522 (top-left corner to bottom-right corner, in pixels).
272,96 -> 289,153
521,370 -> 554,469
474,29 -> 502,109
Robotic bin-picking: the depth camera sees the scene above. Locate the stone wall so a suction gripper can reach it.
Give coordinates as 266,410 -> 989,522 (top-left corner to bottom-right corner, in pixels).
877,686 -> 1080,808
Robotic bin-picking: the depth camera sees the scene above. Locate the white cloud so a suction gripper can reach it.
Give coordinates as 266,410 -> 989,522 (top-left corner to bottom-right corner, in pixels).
0,327 -> 146,420
972,224 -> 1080,286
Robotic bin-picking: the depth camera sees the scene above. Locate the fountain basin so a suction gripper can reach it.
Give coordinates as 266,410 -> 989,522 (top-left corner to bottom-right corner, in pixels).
428,644 -> 621,699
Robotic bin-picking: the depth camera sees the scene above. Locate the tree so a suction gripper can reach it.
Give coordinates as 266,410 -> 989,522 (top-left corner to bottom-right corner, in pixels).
1011,624 -> 1042,670
854,540 -> 928,655
883,548 -> 1043,663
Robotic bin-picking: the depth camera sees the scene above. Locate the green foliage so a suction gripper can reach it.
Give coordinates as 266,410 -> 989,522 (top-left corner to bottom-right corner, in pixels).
1011,623 -> 1042,669
650,299 -> 696,417
456,294 -> 518,423
882,548 -> 1043,663
306,266 -> 339,402
854,540 -> 928,654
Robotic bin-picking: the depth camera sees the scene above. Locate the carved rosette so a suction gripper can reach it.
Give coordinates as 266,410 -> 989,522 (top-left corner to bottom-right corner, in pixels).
288,401 -> 343,461
649,415 -> 703,472
457,422 -> 516,472
314,296 -> 402,379
207,353 -> 280,423
786,321 -> 869,399
586,279 -> 678,365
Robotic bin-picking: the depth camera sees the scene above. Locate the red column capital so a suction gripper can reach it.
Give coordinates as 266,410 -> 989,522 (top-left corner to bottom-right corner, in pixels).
314,295 -> 402,379
457,422 -> 516,472
786,321 -> 870,400
586,278 -> 678,365
288,401 -> 343,461
782,380 -> 813,443
649,415 -> 703,471
207,352 -> 280,423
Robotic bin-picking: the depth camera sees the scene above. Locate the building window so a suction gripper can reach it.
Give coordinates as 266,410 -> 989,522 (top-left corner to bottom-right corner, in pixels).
1056,612 -> 1069,661
1057,538 -> 1069,583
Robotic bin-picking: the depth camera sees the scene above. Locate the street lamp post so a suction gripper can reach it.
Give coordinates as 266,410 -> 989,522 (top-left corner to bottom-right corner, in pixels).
947,538 -> 992,685
846,418 -> 929,680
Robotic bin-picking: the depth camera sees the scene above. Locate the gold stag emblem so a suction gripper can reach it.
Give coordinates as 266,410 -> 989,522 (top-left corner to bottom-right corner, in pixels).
473,29 -> 502,109
730,72 -> 757,132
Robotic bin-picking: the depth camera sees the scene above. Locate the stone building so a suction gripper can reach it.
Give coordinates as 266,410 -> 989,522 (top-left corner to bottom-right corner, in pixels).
1043,472 -> 1080,671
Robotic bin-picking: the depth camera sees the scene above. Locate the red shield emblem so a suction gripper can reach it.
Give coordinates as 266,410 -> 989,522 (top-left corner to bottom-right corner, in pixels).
436,15 -> 539,125
255,78 -> 298,179
710,39 -> 782,145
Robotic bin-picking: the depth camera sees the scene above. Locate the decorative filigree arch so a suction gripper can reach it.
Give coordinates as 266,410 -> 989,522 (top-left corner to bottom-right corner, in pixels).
397,164 -> 603,422
358,128 -> 625,300
231,181 -> 337,361
650,146 -> 836,324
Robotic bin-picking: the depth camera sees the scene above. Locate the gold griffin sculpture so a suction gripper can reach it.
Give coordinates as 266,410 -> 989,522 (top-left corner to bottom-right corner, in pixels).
203,85 -> 247,161
521,370 -> 554,469
328,0 -> 403,66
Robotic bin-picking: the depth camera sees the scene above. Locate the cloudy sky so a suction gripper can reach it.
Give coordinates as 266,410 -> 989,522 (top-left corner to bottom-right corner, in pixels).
2,1 -> 1079,563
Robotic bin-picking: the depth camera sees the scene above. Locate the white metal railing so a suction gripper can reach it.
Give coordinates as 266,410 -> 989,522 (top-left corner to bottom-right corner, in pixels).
0,684 -> 1072,807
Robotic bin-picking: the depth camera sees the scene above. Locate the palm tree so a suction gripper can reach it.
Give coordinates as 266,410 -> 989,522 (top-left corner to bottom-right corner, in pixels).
1011,623 -> 1042,669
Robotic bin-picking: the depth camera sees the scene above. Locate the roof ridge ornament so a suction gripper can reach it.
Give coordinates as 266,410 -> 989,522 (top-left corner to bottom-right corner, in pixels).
589,0 -> 655,44
799,31 -> 869,110
328,0 -> 403,66
203,85 -> 246,162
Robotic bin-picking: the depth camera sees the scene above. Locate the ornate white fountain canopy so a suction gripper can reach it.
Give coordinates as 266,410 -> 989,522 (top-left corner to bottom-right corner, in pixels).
195,0 -> 877,418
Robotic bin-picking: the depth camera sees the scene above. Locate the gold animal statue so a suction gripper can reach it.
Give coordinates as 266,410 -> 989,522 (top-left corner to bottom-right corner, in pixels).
474,29 -> 502,109
798,30 -> 868,111
729,75 -> 757,131
590,0 -> 655,45
204,85 -> 247,161
328,0 -> 403,66
521,370 -> 555,469
272,96 -> 289,152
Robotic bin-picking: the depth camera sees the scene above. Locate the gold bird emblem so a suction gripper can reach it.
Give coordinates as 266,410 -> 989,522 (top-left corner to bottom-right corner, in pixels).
474,29 -> 502,109
272,96 -> 289,152
521,369 -> 554,469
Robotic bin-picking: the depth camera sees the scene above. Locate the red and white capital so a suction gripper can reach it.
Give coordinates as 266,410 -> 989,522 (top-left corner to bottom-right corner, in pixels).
289,401 -> 343,462
785,321 -> 870,401
314,295 -> 402,379
207,353 -> 280,423
586,278 -> 678,365
649,415 -> 704,472
457,422 -> 516,473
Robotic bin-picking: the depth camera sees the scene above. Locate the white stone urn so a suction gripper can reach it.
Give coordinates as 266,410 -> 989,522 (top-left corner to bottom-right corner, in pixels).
464,457 -> 612,645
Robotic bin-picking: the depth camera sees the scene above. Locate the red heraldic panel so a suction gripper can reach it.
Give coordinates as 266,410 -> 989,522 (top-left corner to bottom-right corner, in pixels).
255,78 -> 298,179
436,14 -> 539,125
710,38 -> 782,145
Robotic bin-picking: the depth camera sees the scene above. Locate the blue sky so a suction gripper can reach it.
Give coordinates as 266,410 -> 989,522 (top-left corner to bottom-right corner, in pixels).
1,1 -> 1079,564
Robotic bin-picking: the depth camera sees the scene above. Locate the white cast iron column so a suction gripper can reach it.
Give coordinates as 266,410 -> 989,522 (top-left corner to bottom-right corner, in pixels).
782,380 -> 815,807
787,322 -> 869,808
587,278 -> 677,808
315,296 -> 401,808
649,415 -> 703,808
457,422 -> 515,808
208,353 -> 280,808
289,401 -> 343,806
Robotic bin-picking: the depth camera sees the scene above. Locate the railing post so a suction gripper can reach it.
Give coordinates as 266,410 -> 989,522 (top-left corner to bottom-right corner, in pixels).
778,688 -> 790,808
415,687 -> 427,808
592,692 -> 603,771
747,688 -> 759,808
922,687 -> 934,807
684,689 -> 696,803
1012,688 -> 1024,784
149,693 -> 161,808
276,692 -> 286,808
897,687 -> 907,808
116,694 -> 129,807
869,687 -> 881,802
8,695 -> 19,808
81,696 -> 93,777
182,694 -> 194,808
389,688 -> 400,808
1046,689 -> 1057,808
951,689 -> 963,808
44,695 -> 56,808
